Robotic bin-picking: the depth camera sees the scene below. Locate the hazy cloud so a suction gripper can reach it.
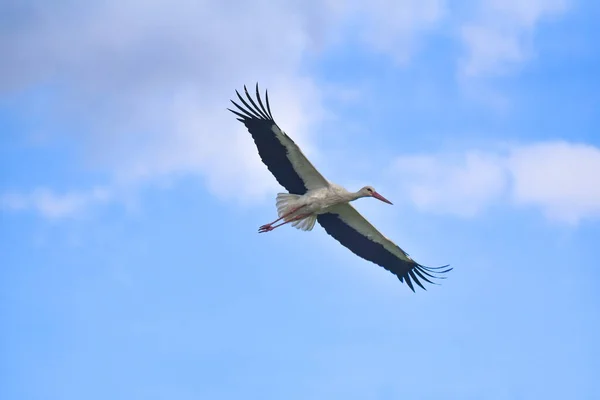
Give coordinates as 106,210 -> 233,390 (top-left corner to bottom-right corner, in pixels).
1,1 -> 574,219
355,0 -> 446,63
1,187 -> 112,219
459,0 -> 569,77
392,151 -> 508,217
390,141 -> 600,224
1,0 -> 453,215
508,141 -> 600,224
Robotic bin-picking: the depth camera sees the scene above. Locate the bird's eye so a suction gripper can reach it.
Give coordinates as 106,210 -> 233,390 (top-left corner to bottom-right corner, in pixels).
367,188 -> 373,193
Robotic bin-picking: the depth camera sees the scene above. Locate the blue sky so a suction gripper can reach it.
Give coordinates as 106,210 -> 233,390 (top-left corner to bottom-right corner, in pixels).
2,0 -> 600,398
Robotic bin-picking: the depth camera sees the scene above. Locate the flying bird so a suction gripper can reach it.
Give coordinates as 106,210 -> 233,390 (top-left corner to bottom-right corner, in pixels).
228,84 -> 451,291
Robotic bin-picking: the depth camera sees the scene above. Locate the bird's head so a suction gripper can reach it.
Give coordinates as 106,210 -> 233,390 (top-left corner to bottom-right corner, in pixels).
359,186 -> 393,205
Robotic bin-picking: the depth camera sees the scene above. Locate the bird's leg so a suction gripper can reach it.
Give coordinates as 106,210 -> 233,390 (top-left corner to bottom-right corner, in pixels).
258,205 -> 306,232
258,213 -> 311,233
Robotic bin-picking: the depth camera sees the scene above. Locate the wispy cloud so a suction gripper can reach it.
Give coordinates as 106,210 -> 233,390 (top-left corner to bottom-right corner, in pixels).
1,187 -> 112,219
0,1 -> 575,220
1,0 -> 454,215
459,0 -> 569,77
509,141 -> 600,224
1,1 -> 341,202
391,151 -> 508,217
389,141 -> 600,224
355,0 -> 446,63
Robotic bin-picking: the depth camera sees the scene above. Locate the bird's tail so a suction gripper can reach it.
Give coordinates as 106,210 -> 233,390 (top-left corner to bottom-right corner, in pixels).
275,193 -> 316,231
291,214 -> 317,231
275,193 -> 301,218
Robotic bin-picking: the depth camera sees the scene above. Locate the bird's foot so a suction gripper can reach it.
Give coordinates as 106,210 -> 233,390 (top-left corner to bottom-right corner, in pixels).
258,224 -> 274,233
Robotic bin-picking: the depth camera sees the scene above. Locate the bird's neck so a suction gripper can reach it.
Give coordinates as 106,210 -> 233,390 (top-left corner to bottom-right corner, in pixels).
349,191 -> 365,202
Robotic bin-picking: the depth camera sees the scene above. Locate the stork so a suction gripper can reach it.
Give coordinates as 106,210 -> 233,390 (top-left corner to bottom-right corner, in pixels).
228,84 -> 451,291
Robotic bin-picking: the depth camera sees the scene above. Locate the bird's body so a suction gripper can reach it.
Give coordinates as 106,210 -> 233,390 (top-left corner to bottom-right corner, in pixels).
228,83 -> 451,291
270,184 -> 370,232
280,184 -> 365,219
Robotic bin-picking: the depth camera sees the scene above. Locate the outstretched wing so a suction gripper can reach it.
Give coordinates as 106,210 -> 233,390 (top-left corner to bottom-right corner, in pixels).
228,84 -> 329,195
317,204 -> 452,292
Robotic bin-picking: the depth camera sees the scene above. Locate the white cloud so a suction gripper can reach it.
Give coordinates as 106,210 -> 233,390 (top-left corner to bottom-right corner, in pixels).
508,141 -> 600,224
1,0 -> 453,216
1,187 -> 112,219
392,151 -> 508,217
2,0 -> 335,201
459,0 -> 569,77
355,0 -> 446,63
1,1 -> 575,221
389,141 -> 600,224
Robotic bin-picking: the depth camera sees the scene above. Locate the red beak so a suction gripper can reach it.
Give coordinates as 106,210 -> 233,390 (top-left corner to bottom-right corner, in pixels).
372,191 -> 393,205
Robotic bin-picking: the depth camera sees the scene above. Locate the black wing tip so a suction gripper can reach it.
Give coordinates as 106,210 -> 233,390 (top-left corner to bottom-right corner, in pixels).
401,262 -> 452,292
228,82 -> 274,122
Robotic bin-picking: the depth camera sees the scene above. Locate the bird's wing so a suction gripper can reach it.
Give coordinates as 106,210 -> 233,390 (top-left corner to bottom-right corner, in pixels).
317,204 -> 452,291
228,84 -> 329,195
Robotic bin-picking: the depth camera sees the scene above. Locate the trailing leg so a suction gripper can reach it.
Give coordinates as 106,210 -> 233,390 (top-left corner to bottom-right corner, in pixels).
258,204 -> 306,232
258,213 -> 311,233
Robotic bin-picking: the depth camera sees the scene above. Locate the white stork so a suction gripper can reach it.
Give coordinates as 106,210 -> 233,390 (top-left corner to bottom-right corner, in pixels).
228,84 -> 451,291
